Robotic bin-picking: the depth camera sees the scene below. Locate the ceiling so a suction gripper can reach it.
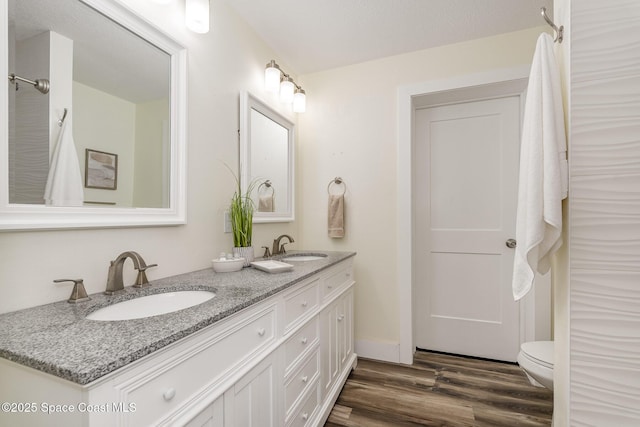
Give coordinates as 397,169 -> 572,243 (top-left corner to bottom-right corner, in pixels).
9,0 -> 170,104
224,0 -> 554,75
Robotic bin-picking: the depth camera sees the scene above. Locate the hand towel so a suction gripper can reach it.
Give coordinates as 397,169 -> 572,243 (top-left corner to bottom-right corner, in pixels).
328,194 -> 345,238
512,33 -> 568,301
44,119 -> 84,206
258,194 -> 274,212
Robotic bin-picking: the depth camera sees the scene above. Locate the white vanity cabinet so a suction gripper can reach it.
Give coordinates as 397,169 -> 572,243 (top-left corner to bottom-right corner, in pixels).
223,352 -> 279,426
187,258 -> 355,427
0,257 -> 356,427
183,396 -> 223,427
320,285 -> 354,401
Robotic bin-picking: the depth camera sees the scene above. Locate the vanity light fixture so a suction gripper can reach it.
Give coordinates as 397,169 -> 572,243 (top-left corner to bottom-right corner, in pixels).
151,0 -> 209,33
280,75 -> 295,103
264,60 -> 306,112
293,87 -> 306,113
265,60 -> 281,93
185,0 -> 210,34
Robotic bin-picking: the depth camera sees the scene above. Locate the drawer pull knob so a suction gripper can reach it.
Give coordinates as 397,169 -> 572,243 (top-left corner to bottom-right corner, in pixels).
301,337 -> 308,345
301,375 -> 308,383
301,301 -> 308,307
338,314 -> 344,322
302,412 -> 309,420
327,285 -> 333,289
163,388 -> 176,401
257,328 -> 266,337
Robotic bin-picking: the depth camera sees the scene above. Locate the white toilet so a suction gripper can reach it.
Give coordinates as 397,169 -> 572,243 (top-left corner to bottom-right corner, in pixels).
517,340 -> 554,390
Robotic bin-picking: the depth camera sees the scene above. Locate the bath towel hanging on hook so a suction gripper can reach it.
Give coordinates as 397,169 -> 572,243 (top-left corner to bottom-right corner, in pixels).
512,20 -> 568,301
327,177 -> 346,238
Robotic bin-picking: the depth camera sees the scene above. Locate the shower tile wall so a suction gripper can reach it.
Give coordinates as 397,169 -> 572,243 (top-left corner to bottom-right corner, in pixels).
570,0 -> 640,425
8,31 -> 50,204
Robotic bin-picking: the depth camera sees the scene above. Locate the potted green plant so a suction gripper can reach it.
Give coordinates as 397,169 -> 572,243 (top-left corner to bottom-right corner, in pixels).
226,164 -> 256,266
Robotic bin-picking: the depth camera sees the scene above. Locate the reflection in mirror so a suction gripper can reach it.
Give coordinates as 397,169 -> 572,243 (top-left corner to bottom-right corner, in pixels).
1,0 -> 187,229
240,92 -> 294,223
8,0 -> 170,207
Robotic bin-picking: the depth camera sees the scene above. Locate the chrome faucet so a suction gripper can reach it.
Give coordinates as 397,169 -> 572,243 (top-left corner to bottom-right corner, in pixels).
105,251 -> 157,295
272,234 -> 295,256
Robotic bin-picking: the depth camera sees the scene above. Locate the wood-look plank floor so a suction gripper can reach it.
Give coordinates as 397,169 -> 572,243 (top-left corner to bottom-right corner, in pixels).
324,350 -> 553,427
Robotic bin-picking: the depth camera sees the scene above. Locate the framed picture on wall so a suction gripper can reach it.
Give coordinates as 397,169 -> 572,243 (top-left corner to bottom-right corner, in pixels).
85,149 -> 118,190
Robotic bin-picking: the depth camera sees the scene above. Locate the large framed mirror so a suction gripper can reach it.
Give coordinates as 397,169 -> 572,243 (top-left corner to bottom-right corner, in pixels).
0,0 -> 187,230
240,91 -> 294,223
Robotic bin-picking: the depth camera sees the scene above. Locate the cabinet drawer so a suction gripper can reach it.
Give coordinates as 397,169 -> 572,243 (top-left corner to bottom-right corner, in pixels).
114,307 -> 276,426
285,350 -> 319,415
284,316 -> 319,373
287,380 -> 320,427
321,261 -> 353,302
284,279 -> 319,333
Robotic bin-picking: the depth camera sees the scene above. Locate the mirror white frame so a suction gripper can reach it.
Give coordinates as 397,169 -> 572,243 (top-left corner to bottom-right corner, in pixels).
240,91 -> 294,223
0,0 -> 187,230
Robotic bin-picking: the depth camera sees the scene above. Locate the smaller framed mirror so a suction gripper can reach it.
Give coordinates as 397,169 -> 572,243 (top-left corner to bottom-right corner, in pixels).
240,91 -> 294,223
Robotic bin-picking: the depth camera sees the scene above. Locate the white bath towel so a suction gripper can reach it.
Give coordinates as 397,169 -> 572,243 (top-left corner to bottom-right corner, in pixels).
512,33 -> 568,301
44,119 -> 84,206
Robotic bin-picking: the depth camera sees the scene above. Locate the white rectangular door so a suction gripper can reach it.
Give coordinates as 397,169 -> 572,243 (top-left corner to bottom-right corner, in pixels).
413,96 -> 521,362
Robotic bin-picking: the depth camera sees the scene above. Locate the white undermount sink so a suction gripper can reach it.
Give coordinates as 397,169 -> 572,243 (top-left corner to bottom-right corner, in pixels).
280,253 -> 328,262
86,290 -> 215,321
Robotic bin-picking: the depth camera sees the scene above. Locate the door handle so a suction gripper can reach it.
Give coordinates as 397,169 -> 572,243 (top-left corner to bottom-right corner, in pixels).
506,239 -> 517,249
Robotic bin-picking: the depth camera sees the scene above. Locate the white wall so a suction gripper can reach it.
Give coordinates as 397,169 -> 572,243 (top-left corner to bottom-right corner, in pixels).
134,98 -> 170,208
0,0 -> 298,314
298,26 -> 546,360
74,81 -> 136,206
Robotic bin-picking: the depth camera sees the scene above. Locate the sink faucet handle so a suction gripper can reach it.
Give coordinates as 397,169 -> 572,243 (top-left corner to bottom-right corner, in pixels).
54,279 -> 91,303
133,263 -> 157,289
280,243 -> 289,254
262,246 -> 271,258
138,263 -> 158,271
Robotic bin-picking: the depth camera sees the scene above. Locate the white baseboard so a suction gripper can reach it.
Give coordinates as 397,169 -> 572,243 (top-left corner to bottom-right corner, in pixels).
355,340 -> 400,363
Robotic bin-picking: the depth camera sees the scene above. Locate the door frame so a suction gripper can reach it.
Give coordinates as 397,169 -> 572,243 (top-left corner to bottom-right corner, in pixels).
397,66 -> 546,364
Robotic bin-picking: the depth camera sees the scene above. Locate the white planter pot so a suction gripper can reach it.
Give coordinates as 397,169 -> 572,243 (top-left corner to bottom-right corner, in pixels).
233,246 -> 254,267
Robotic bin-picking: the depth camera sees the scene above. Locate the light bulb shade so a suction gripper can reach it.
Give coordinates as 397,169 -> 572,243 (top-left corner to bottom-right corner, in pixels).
185,0 -> 210,34
280,77 -> 294,103
293,89 -> 306,113
265,63 -> 281,93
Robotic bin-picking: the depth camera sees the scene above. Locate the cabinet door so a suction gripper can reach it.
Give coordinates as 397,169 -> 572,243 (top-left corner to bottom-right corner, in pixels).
337,288 -> 354,370
320,287 -> 355,400
320,299 -> 339,399
184,395 -> 224,427
225,354 -> 278,427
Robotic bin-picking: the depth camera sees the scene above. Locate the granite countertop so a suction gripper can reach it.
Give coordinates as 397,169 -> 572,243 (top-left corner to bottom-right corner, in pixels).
0,251 -> 355,386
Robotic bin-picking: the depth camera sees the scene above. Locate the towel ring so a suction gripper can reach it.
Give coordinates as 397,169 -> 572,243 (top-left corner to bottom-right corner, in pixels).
258,180 -> 274,197
327,177 -> 347,196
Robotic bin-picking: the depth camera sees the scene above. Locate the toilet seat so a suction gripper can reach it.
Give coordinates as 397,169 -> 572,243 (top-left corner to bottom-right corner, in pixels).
520,341 -> 554,368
